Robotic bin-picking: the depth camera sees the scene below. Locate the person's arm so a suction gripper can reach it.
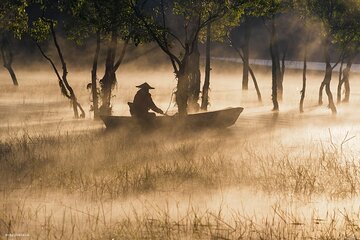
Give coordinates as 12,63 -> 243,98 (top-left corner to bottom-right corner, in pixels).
148,94 -> 164,114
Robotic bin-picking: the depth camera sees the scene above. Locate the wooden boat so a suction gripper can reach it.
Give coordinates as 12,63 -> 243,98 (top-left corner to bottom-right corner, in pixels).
100,107 -> 244,130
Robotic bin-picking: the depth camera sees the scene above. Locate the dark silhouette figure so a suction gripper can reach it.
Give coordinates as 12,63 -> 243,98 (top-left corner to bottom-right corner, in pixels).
128,83 -> 164,122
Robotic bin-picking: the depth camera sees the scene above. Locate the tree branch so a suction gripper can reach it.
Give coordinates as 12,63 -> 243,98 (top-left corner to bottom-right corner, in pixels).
35,43 -> 62,83
47,20 -> 72,92
35,42 -> 71,99
331,50 -> 345,70
113,37 -> 130,72
159,0 -> 185,51
132,1 -> 181,73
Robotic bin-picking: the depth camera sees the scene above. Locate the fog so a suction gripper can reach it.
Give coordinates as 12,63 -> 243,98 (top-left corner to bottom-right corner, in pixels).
1,60 -> 360,238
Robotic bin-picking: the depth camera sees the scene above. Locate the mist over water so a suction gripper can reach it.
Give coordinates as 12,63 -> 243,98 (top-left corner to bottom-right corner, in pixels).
1,61 -> 360,238
217,57 -> 360,72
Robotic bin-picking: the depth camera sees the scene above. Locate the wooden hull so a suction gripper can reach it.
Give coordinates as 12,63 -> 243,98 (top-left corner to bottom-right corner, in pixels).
100,107 -> 244,130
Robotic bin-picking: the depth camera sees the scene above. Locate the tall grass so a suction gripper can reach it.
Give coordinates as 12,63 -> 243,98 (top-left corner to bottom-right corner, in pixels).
0,129 -> 238,199
1,127 -> 360,239
3,195 -> 360,239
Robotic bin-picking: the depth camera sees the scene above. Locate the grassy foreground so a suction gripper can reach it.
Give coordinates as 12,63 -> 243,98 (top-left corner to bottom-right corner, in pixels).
1,126 -> 360,239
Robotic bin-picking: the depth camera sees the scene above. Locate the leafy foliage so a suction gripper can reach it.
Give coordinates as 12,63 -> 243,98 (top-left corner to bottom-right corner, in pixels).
65,0 -> 152,46
198,5 -> 243,43
245,0 -> 288,18
331,0 -> 360,55
131,0 -> 233,73
0,0 -> 28,39
305,0 -> 360,57
29,18 -> 53,42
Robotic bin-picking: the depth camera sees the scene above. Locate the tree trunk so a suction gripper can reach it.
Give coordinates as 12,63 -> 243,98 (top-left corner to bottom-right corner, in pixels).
299,43 -> 307,113
343,62 -> 352,103
176,67 -> 189,116
49,22 -> 85,118
201,22 -> 211,111
318,81 -> 325,105
3,63 -> 18,86
318,39 -> 336,114
91,31 -> 101,119
281,50 -> 286,81
325,81 -> 336,114
100,31 -> 118,115
318,40 -> 328,106
230,39 -> 262,102
275,52 -> 283,101
272,19 -> 283,103
249,66 -> 262,102
242,17 -> 251,90
270,15 -> 279,111
1,36 -> 18,86
279,47 -> 287,100
299,20 -> 307,113
98,35 -> 129,116
187,37 -> 201,113
343,75 -> 350,103
337,59 -> 344,103
318,63 -> 335,113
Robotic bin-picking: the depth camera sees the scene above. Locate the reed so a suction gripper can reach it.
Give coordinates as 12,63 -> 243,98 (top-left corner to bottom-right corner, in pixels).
1,127 -> 360,239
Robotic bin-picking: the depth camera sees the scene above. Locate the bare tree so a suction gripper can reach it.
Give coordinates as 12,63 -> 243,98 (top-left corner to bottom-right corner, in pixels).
132,0 -> 228,116
0,34 -> 18,86
228,35 -> 262,102
35,20 -> 85,118
201,22 -> 211,111
91,31 -> 101,118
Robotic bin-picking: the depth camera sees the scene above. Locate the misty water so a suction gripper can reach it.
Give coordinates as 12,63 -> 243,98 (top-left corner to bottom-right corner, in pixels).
1,63 -> 360,237
217,57 -> 360,72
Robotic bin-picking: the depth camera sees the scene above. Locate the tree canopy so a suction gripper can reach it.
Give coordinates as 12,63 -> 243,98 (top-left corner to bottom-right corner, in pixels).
0,0 -> 28,38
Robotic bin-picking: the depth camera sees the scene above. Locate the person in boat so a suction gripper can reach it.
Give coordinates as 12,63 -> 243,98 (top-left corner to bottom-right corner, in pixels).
128,82 -> 164,120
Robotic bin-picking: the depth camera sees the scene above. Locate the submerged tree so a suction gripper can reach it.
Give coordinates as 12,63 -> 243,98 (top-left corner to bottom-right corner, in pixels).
227,18 -> 262,103
0,0 -> 27,86
231,6 -> 262,93
333,0 -> 360,103
64,0 -> 103,118
292,0 -> 312,113
308,0 -> 355,114
31,18 -> 85,118
26,0 -> 85,118
198,3 -> 263,104
92,0 -> 149,116
198,6 -> 248,110
0,33 -> 18,86
249,0 -> 289,111
240,16 -> 252,91
1,0 -> 87,117
200,22 -> 211,111
228,35 -> 262,103
82,0 -> 150,116
132,0 -> 230,116
39,0 -> 150,118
